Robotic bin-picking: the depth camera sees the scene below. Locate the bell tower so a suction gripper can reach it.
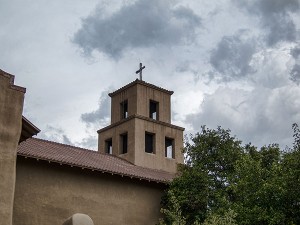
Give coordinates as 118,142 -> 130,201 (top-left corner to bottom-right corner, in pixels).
97,79 -> 184,173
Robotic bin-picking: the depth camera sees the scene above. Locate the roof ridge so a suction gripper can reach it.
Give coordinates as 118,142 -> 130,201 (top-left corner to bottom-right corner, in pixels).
18,138 -> 176,183
31,138 -> 176,174
20,139 -> 173,173
29,137 -> 135,164
30,137 -> 97,152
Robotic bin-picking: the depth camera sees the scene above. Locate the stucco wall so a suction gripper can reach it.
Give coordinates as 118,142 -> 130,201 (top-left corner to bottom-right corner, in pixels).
134,117 -> 184,173
98,117 -> 183,173
13,158 -> 165,225
98,116 -> 183,173
136,83 -> 171,123
98,118 -> 136,164
110,82 -> 172,124
100,80 -> 183,173
0,72 -> 25,225
111,84 -> 137,124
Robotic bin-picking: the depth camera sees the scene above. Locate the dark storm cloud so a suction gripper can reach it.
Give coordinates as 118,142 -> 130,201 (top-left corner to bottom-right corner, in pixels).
291,45 -> 300,58
234,0 -> 299,46
172,6 -> 201,28
264,14 -> 297,46
39,125 -> 98,150
291,64 -> 300,84
73,0 -> 201,59
210,31 -> 257,80
39,125 -> 73,145
290,44 -> 300,84
175,60 -> 199,76
185,85 -> 300,148
81,90 -> 110,126
76,135 -> 98,150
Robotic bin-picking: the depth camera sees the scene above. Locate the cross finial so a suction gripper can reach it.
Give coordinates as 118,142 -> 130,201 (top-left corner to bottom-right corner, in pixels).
136,63 -> 145,81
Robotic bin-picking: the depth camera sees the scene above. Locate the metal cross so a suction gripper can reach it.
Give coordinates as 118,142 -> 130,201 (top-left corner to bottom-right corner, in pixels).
136,63 -> 145,81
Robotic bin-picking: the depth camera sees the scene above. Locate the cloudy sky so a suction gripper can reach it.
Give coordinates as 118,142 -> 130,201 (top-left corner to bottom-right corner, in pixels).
1,0 -> 300,150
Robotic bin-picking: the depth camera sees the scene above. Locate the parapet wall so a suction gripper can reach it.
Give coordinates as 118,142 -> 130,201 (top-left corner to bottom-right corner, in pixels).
0,70 -> 25,225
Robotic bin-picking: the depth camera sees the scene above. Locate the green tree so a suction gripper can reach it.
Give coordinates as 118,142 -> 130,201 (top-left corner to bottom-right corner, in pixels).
202,210 -> 237,225
161,165 -> 209,223
158,190 -> 187,225
161,126 -> 243,224
292,123 -> 300,150
280,123 -> 300,224
158,190 -> 237,225
230,144 -> 286,224
160,124 -> 300,225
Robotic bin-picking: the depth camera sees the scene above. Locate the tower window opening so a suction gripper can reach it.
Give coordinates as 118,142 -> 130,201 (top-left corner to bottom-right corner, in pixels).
105,138 -> 112,154
149,100 -> 159,120
145,132 -> 155,154
165,137 -> 174,159
120,100 -> 128,119
120,133 -> 128,154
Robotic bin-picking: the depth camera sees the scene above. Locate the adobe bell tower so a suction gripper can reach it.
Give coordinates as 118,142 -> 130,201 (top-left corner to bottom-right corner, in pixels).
97,76 -> 184,173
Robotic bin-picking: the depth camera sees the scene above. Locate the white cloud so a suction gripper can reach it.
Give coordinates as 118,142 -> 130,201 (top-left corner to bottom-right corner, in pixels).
185,44 -> 300,148
1,0 -> 299,150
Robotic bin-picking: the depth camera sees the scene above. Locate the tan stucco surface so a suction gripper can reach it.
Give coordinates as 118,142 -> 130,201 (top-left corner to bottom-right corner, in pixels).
99,80 -> 184,173
13,158 -> 165,225
110,82 -> 172,124
0,72 -> 25,225
134,117 -> 184,172
98,116 -> 183,173
63,213 -> 94,225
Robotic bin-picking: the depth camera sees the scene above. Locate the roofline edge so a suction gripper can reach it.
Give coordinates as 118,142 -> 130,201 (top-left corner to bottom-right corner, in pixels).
0,69 -> 26,93
108,79 -> 173,97
17,154 -> 171,184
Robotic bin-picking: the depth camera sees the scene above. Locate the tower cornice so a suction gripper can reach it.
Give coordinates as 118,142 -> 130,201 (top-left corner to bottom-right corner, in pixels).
108,79 -> 174,97
97,114 -> 184,134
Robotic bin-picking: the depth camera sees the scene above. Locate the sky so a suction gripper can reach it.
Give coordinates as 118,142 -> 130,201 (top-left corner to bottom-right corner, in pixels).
1,0 -> 300,150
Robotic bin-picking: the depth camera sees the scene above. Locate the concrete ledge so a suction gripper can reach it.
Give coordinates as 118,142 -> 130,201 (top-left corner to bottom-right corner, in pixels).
97,114 -> 185,133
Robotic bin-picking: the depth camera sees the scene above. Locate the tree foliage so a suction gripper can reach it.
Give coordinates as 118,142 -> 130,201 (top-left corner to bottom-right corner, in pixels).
160,124 -> 300,225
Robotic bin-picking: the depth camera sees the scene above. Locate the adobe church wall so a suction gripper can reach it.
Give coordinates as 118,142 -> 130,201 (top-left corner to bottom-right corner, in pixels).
134,118 -> 184,173
98,118 -> 136,163
136,83 -> 172,123
0,71 -> 25,225
13,158 -> 165,225
109,81 -> 172,124
100,80 -> 184,173
98,116 -> 183,173
110,84 -> 138,124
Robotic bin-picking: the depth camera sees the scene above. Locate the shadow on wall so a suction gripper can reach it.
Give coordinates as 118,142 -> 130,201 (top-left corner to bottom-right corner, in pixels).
63,214 -> 94,225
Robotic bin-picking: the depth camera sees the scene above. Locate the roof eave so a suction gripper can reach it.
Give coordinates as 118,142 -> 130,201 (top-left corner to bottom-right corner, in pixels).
19,116 -> 40,143
17,153 -> 172,184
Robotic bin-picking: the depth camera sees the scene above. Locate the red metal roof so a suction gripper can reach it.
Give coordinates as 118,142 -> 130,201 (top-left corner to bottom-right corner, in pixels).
17,138 -> 175,183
